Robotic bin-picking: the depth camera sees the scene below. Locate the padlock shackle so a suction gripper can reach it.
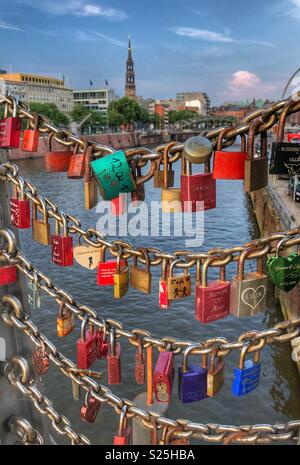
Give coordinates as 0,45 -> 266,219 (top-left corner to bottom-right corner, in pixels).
84,146 -> 94,182
201,254 -> 232,288
55,213 -> 68,237
14,176 -> 26,201
33,196 -> 48,223
216,127 -> 233,151
236,245 -> 269,281
239,342 -> 261,370
133,247 -> 150,270
118,405 -> 129,438
277,100 -> 298,143
135,158 -> 156,186
247,119 -> 262,161
163,142 -> 177,190
110,329 -> 116,357
161,257 -> 169,282
182,344 -> 202,374
169,258 -> 183,277
80,317 -> 89,342
275,236 -> 294,258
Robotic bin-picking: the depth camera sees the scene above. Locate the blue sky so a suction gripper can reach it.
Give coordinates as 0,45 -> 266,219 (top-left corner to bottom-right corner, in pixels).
0,0 -> 300,104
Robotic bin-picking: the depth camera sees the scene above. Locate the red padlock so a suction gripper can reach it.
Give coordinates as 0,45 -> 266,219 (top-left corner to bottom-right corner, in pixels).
195,255 -> 231,324
80,392 -> 102,424
110,194 -> 127,216
0,263 -> 17,286
10,178 -> 31,229
45,133 -> 72,172
114,405 -> 131,445
67,141 -> 87,179
159,259 -> 171,309
107,329 -> 121,385
181,158 -> 216,212
51,214 -> 73,267
77,318 -> 98,370
0,98 -> 21,149
21,113 -> 40,152
97,246 -> 125,286
213,129 -> 247,180
154,351 -> 175,402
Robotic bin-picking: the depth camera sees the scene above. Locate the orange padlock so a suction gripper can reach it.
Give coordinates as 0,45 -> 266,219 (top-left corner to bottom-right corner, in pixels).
213,129 -> 247,180
67,140 -> 87,179
45,133 -> 72,172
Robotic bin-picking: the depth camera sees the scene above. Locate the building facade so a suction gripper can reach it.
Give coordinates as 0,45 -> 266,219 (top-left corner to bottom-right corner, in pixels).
0,71 -> 73,114
73,88 -> 115,115
176,92 -> 211,115
125,35 -> 137,99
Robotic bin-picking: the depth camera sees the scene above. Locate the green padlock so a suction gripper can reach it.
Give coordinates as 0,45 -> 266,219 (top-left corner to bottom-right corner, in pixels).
267,237 -> 300,292
91,151 -> 136,201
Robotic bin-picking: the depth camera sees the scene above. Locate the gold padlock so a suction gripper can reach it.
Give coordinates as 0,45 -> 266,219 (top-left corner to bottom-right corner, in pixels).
161,142 -> 182,213
57,301 -> 74,337
167,259 -> 191,299
204,346 -> 225,397
154,154 -> 174,188
130,247 -> 152,294
32,197 -> 51,245
84,146 -> 98,210
114,252 -> 129,299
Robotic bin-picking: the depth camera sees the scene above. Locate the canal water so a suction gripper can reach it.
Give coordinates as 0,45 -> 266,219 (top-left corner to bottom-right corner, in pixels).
15,153 -> 300,445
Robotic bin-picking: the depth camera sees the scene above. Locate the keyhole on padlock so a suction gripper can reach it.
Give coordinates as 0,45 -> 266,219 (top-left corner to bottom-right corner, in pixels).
89,256 -> 93,268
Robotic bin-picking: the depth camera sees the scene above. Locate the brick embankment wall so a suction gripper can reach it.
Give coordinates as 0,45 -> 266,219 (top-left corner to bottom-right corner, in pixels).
250,189 -> 300,322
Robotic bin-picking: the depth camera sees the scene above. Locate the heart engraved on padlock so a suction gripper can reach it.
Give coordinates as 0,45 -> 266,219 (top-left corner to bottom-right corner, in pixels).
267,237 -> 300,292
241,286 -> 266,311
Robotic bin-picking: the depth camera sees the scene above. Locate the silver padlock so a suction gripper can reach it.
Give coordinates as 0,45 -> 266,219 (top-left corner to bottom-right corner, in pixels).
230,246 -> 269,317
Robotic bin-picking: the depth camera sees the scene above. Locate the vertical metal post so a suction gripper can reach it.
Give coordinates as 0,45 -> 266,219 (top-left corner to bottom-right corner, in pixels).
0,150 -> 53,444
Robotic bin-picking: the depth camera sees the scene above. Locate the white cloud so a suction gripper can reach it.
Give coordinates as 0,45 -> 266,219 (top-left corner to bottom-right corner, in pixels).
172,27 -> 276,48
16,1 -> 127,20
173,27 -> 234,43
0,20 -> 22,31
228,70 -> 277,98
287,0 -> 300,17
76,30 -> 127,47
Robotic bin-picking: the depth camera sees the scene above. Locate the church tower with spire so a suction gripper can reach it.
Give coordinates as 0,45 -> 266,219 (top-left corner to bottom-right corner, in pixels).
125,34 -> 136,99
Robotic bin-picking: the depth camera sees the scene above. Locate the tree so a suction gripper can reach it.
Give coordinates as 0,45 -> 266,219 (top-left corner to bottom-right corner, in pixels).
108,97 -> 149,127
29,102 -> 69,127
169,109 -> 198,124
70,104 -> 90,123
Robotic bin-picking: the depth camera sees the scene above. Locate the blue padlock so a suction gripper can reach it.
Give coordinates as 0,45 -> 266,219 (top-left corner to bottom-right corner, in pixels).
232,343 -> 261,397
178,345 -> 208,404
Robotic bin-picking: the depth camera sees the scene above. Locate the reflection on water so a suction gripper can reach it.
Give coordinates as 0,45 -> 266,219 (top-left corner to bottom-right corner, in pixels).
14,156 -> 300,445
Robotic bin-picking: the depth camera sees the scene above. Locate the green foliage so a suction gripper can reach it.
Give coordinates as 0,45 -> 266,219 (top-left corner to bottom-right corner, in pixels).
70,104 -> 90,123
169,110 -> 198,124
29,102 -> 69,127
108,97 -> 150,126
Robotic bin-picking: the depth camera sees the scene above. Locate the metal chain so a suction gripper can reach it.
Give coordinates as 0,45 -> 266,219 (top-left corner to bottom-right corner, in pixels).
2,355 -> 90,445
1,297 -> 300,445
8,416 -> 44,445
1,161 -> 300,273
1,228 -> 300,355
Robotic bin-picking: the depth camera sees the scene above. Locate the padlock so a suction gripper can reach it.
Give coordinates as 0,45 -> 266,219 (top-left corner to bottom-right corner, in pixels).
230,246 -> 269,317
97,245 -> 125,286
154,351 -> 175,402
244,120 -> 268,192
32,197 -> 51,245
96,326 -> 109,360
80,392 -> 101,424
130,247 -> 152,294
195,254 -> 231,324
178,345 -> 208,403
232,342 -> 262,397
10,178 -> 31,229
67,140 -> 87,179
0,262 -> 17,286
51,214 -> 73,267
84,146 -> 98,210
183,135 -> 213,164
167,259 -> 191,300
114,405 -> 131,445
73,236 -> 101,270
114,253 -> 129,299
135,337 -> 145,385
267,237 -> 300,292
269,100 -> 300,175
21,113 -> 40,152
32,341 -> 49,375
0,97 -> 21,149
213,129 -> 247,180
131,159 -> 145,205
161,142 -> 182,213
57,302 -> 74,337
204,347 -> 225,397
107,329 -> 121,385
181,158 -> 216,212
77,318 -> 98,370
45,133 -> 72,172
91,150 -> 136,200
110,194 -> 127,216
153,154 -> 174,188
28,275 -> 41,310
159,259 -> 172,309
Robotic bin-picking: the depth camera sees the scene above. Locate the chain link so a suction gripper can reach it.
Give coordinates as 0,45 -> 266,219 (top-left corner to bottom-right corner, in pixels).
7,416 -> 44,445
